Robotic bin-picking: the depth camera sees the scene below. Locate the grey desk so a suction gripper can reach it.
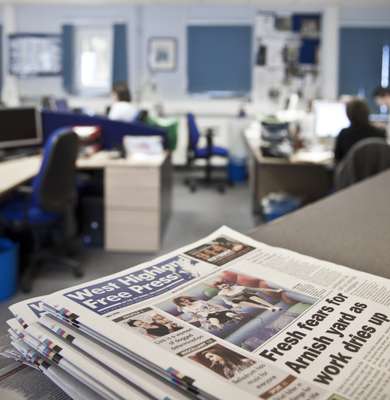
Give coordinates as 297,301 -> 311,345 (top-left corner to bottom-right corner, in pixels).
249,169 -> 390,279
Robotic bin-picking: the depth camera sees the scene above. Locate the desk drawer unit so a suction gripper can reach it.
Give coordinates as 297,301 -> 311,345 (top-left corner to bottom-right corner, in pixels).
105,209 -> 159,252
104,165 -> 161,252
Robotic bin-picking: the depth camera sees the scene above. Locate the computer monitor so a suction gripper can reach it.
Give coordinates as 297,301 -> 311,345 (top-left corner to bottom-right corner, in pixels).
313,100 -> 350,138
0,108 -> 42,149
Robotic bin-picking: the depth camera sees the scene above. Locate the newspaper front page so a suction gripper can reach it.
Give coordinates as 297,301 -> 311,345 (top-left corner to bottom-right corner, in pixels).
12,227 -> 390,400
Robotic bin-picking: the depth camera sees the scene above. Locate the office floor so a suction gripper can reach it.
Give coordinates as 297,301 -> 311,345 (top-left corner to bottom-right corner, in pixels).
0,171 -> 260,327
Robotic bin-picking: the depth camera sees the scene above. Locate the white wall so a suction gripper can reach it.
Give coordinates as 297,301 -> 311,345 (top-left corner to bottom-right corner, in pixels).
0,3 -> 389,104
321,6 -> 340,99
6,4 -> 137,99
140,5 -> 256,99
340,7 -> 390,27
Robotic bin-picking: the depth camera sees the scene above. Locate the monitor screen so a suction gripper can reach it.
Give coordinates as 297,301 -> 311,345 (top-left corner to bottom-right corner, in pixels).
0,108 -> 42,149
314,101 -> 350,138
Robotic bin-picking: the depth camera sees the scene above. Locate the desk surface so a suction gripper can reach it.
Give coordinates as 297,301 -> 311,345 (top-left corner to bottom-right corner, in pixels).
77,151 -> 167,169
249,169 -> 390,279
0,155 -> 41,196
244,126 -> 333,166
0,151 -> 168,196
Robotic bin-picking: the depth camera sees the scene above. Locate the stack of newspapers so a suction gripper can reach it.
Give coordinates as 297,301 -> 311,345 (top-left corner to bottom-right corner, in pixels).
2,226 -> 390,400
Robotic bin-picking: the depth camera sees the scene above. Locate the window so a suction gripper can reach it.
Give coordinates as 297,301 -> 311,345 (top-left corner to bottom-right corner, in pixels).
187,25 -> 252,95
75,26 -> 112,95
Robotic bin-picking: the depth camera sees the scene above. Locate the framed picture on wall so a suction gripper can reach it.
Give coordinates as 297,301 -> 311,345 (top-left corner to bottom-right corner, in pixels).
148,37 -> 177,72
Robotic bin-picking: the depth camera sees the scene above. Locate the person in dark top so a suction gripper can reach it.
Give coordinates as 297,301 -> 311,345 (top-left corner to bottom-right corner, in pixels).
334,99 -> 386,163
127,316 -> 182,338
127,319 -> 171,337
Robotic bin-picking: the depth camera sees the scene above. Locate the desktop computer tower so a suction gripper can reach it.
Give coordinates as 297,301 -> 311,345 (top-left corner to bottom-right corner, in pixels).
80,196 -> 104,247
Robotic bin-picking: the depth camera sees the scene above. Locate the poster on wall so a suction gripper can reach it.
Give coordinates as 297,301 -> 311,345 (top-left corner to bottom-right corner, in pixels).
148,37 -> 177,72
9,33 -> 62,77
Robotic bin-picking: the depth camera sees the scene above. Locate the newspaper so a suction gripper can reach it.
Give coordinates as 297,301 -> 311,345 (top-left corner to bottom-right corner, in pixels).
6,338 -> 103,400
26,226 -> 390,400
6,316 -> 155,400
8,297 -> 191,400
0,333 -> 89,400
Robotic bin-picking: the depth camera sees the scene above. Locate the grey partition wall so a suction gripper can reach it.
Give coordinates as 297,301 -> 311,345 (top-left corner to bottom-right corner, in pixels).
187,25 -> 252,95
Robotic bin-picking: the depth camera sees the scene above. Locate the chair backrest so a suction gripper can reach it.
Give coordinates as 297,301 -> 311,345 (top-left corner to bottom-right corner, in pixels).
335,138 -> 390,190
187,113 -> 200,151
32,127 -> 79,213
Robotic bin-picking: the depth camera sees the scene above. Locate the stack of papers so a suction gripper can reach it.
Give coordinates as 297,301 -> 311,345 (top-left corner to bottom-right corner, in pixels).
2,226 -> 390,400
123,136 -> 163,159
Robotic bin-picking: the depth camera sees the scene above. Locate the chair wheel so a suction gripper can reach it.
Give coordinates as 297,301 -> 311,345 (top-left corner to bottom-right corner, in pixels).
217,185 -> 226,194
21,277 -> 32,293
67,241 -> 82,257
73,266 -> 84,278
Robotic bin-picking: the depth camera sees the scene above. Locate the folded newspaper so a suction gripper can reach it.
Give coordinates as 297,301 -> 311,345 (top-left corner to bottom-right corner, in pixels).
2,226 -> 390,400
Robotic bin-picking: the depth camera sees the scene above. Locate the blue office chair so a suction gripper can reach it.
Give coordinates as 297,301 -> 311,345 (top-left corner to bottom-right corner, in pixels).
186,113 -> 229,193
0,127 -> 82,292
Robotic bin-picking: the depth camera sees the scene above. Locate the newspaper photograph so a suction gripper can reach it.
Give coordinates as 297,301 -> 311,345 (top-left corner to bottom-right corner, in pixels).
157,270 -> 316,351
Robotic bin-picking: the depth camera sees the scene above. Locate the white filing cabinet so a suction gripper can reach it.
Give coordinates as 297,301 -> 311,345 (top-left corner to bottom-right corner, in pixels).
104,155 -> 172,252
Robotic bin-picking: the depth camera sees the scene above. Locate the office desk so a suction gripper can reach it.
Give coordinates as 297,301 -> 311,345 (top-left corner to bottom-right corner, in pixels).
0,151 -> 172,252
249,169 -> 390,279
244,130 -> 333,214
0,155 -> 41,197
79,152 -> 173,252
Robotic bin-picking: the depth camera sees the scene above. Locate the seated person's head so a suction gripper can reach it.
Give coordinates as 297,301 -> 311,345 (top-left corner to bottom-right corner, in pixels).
112,81 -> 131,102
373,87 -> 390,109
346,99 -> 370,127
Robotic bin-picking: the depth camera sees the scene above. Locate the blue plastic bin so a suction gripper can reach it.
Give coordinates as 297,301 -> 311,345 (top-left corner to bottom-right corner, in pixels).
228,156 -> 247,183
0,238 -> 18,300
262,194 -> 302,222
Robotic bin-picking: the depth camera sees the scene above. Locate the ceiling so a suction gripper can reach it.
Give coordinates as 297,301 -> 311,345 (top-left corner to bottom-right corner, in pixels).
0,0 -> 389,7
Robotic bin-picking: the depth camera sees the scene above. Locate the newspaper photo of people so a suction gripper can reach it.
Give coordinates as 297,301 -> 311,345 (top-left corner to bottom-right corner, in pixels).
158,270 -> 317,351
113,307 -> 183,340
190,343 -> 256,380
185,236 -> 255,266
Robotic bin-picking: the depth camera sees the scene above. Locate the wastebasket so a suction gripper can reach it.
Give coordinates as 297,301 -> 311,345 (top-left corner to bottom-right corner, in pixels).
261,193 -> 302,222
0,238 -> 18,300
228,156 -> 247,182
228,118 -> 250,183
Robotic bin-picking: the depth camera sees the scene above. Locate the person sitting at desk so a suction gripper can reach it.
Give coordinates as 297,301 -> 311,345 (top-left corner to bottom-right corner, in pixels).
373,86 -> 390,136
373,86 -> 390,108
108,81 -> 138,123
334,98 -> 386,163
